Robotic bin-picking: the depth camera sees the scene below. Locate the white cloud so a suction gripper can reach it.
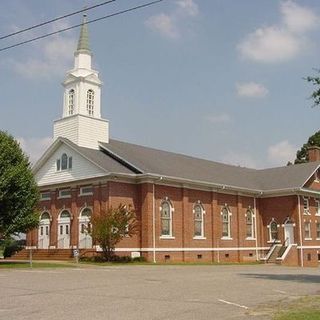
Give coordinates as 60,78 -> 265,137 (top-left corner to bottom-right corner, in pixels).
145,14 -> 179,39
220,151 -> 257,169
177,0 -> 199,16
145,0 -> 199,39
238,1 -> 319,63
267,140 -> 297,166
205,113 -> 231,124
236,82 -> 269,98
281,1 -> 319,33
17,137 -> 52,164
4,21 -> 76,79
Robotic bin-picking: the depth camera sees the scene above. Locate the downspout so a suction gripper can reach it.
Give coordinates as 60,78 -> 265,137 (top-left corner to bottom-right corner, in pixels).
254,197 -> 258,261
297,195 -> 304,267
152,183 -> 156,263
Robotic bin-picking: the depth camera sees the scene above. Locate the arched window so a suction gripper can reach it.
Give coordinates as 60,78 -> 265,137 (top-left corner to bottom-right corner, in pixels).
268,220 -> 279,241
246,209 -> 255,239
68,89 -> 75,115
194,203 -> 204,237
160,200 -> 172,237
81,208 -> 92,218
60,210 -> 71,219
40,212 -> 51,221
86,89 -> 94,116
221,206 -> 231,238
56,153 -> 72,171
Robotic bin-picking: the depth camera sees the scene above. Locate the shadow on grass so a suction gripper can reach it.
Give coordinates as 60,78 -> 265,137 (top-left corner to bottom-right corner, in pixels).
240,273 -> 320,284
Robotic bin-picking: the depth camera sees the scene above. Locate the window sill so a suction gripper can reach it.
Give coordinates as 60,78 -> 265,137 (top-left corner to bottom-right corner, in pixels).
267,240 -> 281,244
160,236 -> 175,240
316,238 -> 320,241
245,237 -> 256,241
40,198 -> 51,201
78,193 -> 93,197
193,236 -> 206,240
221,237 -> 233,240
58,196 -> 71,199
304,238 -> 313,241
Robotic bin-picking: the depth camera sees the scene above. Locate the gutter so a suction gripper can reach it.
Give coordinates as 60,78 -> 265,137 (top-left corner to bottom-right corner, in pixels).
297,195 -> 304,267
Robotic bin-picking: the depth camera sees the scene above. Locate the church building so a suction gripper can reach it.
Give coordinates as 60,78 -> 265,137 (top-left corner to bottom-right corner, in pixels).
25,17 -> 320,266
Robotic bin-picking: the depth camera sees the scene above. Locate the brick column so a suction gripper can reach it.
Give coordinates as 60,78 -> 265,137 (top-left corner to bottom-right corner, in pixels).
211,191 -> 219,262
237,194 -> 242,262
70,188 -> 78,248
50,191 -> 58,248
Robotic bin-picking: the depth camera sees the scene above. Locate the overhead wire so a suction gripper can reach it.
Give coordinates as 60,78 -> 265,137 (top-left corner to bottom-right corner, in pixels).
0,0 -> 165,52
0,0 -> 116,40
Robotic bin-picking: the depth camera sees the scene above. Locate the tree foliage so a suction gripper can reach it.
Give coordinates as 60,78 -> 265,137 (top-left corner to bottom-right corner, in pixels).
90,204 -> 139,261
0,131 -> 39,238
306,70 -> 320,107
294,130 -> 320,164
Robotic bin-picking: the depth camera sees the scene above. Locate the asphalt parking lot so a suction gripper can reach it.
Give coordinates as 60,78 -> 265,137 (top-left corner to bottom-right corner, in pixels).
0,264 -> 319,320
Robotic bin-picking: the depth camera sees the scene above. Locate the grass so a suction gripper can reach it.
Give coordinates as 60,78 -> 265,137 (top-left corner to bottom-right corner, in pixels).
273,296 -> 320,320
0,261 -> 75,269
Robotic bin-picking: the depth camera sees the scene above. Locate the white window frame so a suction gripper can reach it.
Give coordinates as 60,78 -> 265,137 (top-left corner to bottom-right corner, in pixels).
56,153 -> 72,172
221,205 -> 232,240
40,192 -> 51,201
79,186 -> 93,196
316,222 -> 320,240
304,221 -> 312,240
193,202 -> 206,239
245,209 -> 256,240
303,197 -> 310,215
316,199 -> 320,216
160,199 -> 174,239
267,219 -> 280,243
58,189 -> 71,199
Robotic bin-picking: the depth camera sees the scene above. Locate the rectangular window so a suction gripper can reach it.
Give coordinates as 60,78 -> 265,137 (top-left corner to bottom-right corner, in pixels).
60,225 -> 63,235
79,186 -> 93,196
56,159 -> 61,171
316,200 -> 320,216
58,189 -> 71,198
317,223 -> 320,239
68,157 -> 72,169
45,226 -> 49,236
304,222 -> 311,239
66,225 -> 69,235
40,192 -> 51,201
303,197 -> 309,215
40,226 -> 43,236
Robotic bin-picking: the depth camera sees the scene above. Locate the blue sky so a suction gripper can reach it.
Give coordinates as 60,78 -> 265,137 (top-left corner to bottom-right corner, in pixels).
1,0 -> 320,168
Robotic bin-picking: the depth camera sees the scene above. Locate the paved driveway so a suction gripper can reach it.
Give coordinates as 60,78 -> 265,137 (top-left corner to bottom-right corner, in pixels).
0,264 -> 319,320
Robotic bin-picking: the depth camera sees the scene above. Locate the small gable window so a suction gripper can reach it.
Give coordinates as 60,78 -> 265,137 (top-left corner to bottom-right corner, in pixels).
68,89 -> 75,115
87,89 -> 94,116
56,153 -> 72,171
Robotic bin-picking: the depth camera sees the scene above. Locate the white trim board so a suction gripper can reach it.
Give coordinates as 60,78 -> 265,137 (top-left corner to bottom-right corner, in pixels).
110,247 -> 270,252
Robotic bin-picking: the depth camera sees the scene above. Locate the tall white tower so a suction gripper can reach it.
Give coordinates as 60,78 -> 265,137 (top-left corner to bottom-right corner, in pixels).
53,15 -> 109,149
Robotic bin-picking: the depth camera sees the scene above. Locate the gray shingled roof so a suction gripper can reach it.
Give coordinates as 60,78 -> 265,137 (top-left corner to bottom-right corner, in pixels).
61,138 -> 134,175
99,139 -> 320,192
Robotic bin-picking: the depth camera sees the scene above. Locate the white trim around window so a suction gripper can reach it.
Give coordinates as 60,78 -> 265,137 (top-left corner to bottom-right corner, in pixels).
58,189 -> 71,199
221,205 -> 232,240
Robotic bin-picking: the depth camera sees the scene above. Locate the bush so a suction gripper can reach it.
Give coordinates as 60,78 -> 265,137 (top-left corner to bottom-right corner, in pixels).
3,239 -> 25,258
132,256 -> 146,263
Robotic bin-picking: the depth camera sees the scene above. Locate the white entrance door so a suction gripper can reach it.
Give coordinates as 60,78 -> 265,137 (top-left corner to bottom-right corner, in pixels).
284,223 -> 294,245
57,223 -> 70,248
38,223 -> 50,249
79,221 -> 92,248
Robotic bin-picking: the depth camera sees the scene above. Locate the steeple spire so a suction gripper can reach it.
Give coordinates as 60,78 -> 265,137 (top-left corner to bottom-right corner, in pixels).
77,14 -> 90,52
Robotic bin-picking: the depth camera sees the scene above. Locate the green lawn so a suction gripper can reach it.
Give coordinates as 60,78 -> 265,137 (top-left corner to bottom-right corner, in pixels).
0,261 -> 75,268
273,296 -> 320,320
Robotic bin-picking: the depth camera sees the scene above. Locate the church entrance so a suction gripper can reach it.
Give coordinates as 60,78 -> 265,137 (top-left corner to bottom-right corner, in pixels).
38,212 -> 51,249
79,208 -> 92,249
284,219 -> 294,246
57,210 -> 71,249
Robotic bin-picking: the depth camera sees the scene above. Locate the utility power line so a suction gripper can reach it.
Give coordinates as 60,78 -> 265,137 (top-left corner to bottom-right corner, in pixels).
0,0 -> 116,40
0,0 -> 165,52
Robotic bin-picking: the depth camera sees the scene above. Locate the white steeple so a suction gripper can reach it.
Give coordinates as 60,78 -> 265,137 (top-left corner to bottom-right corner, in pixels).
53,14 -> 109,149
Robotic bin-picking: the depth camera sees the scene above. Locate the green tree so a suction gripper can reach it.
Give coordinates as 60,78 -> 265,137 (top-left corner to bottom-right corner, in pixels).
306,70 -> 320,107
90,204 -> 139,261
294,130 -> 320,164
0,131 -> 39,238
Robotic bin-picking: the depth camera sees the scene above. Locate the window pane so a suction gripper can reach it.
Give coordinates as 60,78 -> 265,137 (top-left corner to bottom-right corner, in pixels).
46,226 -> 49,236
161,219 -> 170,235
40,226 -> 43,236
222,222 -> 228,237
61,154 -> 68,170
68,157 -> 72,169
56,159 -> 60,171
194,221 -> 202,236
